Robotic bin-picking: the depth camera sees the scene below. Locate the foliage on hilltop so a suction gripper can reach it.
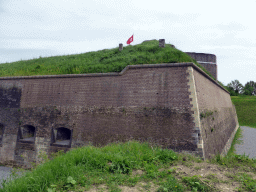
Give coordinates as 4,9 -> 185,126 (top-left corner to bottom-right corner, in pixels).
0,40 -> 212,78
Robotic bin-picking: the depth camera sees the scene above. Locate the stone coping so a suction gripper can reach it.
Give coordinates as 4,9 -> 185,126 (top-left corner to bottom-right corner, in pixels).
185,52 -> 216,56
197,61 -> 217,64
0,62 -> 229,94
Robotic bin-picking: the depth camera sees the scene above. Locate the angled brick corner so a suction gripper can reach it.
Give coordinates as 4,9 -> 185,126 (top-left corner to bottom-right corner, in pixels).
0,62 -> 239,166
220,104 -> 239,157
186,66 -> 205,160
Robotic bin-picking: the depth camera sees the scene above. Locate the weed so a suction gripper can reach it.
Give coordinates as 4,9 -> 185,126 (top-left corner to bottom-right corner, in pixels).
200,110 -> 214,119
64,176 -> 76,189
182,175 -> 213,191
168,168 -> 177,173
157,176 -> 184,191
47,184 -> 57,192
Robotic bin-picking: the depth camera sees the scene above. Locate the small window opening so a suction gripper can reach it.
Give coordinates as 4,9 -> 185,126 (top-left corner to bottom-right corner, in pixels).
19,125 -> 36,142
0,123 -> 4,145
52,127 -> 72,146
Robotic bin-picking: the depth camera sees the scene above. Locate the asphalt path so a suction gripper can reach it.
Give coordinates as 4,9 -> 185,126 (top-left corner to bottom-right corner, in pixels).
0,166 -> 13,188
0,166 -> 26,188
234,126 -> 256,160
0,125 -> 255,188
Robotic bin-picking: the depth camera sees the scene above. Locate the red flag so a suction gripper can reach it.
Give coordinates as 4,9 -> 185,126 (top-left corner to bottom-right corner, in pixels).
126,35 -> 133,44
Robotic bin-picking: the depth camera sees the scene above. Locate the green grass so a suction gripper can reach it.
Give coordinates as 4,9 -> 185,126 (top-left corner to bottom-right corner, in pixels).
231,95 -> 256,128
1,134 -> 256,192
0,40 -> 219,82
0,39 -> 228,90
0,141 -> 195,192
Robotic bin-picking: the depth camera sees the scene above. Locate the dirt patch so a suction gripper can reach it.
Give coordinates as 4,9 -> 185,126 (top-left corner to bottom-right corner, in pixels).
165,161 -> 256,192
119,181 -> 159,192
83,181 -> 159,192
85,161 -> 256,191
85,184 -> 108,192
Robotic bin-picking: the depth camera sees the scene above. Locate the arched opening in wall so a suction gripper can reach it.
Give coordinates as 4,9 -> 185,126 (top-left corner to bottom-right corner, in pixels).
18,125 -> 36,143
0,123 -> 4,145
51,127 -> 72,147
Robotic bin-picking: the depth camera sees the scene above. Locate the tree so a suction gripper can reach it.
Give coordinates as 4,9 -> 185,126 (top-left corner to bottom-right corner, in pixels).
227,80 -> 244,95
226,86 -> 238,96
242,81 -> 256,96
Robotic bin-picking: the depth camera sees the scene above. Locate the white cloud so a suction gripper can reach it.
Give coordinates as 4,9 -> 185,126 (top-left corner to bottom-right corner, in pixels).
0,0 -> 256,85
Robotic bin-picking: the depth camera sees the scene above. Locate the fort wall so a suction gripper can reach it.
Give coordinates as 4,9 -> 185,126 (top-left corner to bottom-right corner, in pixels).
193,69 -> 239,159
0,63 -> 238,168
185,52 -> 218,80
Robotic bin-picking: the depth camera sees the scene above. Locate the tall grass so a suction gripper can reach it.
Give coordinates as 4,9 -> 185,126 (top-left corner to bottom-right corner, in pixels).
0,140 -> 191,192
2,135 -> 256,192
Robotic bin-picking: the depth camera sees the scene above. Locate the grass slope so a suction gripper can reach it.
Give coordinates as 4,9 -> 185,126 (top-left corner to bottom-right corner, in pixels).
0,40 -> 217,81
231,95 -> 256,128
1,134 -> 255,192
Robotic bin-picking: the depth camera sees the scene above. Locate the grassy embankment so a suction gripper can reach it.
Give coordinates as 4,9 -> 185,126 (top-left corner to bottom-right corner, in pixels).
1,41 -> 256,191
1,118 -> 255,192
0,40 -> 226,88
231,95 -> 256,128
0,40 -> 195,77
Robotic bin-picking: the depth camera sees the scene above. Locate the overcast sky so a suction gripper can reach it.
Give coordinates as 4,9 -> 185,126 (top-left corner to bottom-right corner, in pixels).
0,0 -> 255,86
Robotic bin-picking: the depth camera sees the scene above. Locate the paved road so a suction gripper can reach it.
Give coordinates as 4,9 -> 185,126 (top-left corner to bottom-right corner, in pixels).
234,126 -> 256,160
0,166 -> 13,187
0,126 -> 255,188
0,166 -> 26,188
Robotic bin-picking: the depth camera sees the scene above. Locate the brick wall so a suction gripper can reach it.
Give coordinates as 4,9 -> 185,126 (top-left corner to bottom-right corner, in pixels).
198,63 -> 217,80
185,52 -> 216,63
0,63 -> 238,167
19,67 -> 190,108
0,86 -> 21,164
185,52 -> 217,80
193,68 -> 239,159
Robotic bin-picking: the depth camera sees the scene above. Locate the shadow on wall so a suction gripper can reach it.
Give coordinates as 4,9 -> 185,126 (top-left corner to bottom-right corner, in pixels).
18,125 -> 36,143
51,127 -> 72,147
16,125 -> 73,147
0,123 -> 4,146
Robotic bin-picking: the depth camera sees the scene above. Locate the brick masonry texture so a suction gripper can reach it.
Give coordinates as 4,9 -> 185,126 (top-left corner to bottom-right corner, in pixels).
199,62 -> 217,80
0,63 -> 239,167
186,66 -> 205,159
185,52 -> 216,63
185,52 -> 217,80
193,69 -> 239,159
